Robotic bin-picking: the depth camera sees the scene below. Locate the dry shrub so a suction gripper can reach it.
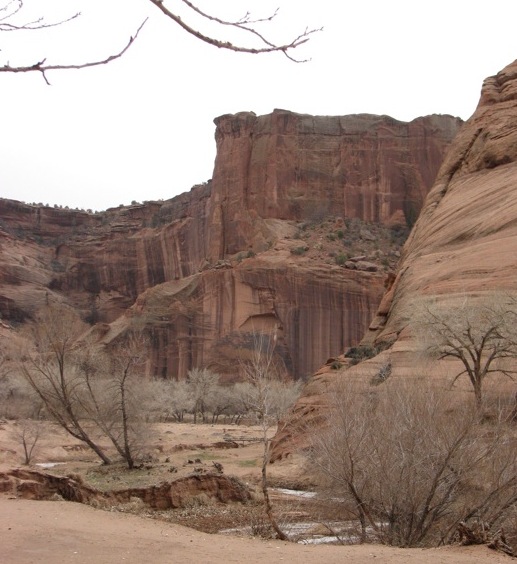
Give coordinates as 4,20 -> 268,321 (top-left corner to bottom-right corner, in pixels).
182,492 -> 214,509
10,419 -> 44,464
249,513 -> 276,539
309,378 -> 517,548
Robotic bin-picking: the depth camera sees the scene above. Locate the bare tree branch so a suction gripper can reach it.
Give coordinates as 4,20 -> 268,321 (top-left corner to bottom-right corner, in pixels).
146,0 -> 321,62
0,0 -> 80,31
1,1 -> 320,83
0,18 -> 147,85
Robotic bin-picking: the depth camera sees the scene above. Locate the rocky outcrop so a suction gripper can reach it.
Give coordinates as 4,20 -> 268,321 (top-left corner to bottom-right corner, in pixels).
0,468 -> 251,508
0,111 -> 461,380
0,184 -> 211,323
125,255 -> 386,381
270,59 -> 517,459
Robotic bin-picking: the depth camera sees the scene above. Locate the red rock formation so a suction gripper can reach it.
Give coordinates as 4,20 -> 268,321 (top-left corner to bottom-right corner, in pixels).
0,185 -> 211,323
0,469 -> 251,508
208,110 -> 461,258
125,255 -> 386,381
0,110 -> 460,380
270,59 -> 517,460
366,59 -> 517,345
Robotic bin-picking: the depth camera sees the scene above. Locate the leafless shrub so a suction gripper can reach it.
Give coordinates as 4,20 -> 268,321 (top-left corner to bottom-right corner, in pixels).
11,418 -> 43,464
309,378 -> 517,548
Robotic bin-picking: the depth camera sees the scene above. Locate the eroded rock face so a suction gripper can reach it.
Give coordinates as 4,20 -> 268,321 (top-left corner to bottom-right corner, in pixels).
0,110 -> 460,380
124,259 -> 386,381
208,110 -> 461,259
0,469 -> 251,508
0,185 -> 211,323
270,59 -> 517,459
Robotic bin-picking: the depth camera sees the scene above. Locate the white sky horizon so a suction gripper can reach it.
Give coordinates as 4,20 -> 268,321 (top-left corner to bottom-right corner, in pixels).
1,0 -> 516,212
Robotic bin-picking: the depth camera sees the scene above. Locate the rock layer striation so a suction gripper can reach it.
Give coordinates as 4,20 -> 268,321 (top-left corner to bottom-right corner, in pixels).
0,110 -> 461,380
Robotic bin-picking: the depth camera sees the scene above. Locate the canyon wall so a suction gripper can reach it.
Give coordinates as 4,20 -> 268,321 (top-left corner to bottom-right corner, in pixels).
365,59 -> 517,345
0,110 -> 461,380
207,110 -> 461,259
270,59 -> 517,459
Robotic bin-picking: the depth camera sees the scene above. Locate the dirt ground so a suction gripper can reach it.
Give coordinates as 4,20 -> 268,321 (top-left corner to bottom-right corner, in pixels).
0,420 -> 513,563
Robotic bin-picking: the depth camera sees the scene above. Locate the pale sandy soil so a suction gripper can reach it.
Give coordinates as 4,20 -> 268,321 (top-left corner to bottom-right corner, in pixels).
1,498 -> 512,564
0,420 -> 513,563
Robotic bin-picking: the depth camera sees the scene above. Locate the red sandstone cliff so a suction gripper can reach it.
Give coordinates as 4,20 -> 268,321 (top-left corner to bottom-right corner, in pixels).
0,110 -> 461,380
270,59 -> 517,459
365,59 -> 517,344
207,110 -> 461,259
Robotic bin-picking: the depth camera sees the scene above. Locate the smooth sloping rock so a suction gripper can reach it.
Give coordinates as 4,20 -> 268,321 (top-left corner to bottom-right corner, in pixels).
270,59 -> 517,459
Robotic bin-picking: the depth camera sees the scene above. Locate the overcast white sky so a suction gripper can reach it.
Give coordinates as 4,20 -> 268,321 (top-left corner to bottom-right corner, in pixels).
1,0 -> 517,211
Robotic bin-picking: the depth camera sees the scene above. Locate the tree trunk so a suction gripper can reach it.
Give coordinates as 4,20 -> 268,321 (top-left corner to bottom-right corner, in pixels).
83,435 -> 112,465
474,382 -> 483,409
261,439 -> 288,541
120,375 -> 134,470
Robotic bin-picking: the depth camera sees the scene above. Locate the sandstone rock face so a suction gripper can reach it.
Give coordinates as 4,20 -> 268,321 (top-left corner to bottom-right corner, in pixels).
270,59 -> 517,459
127,258 -> 385,381
0,110 -> 460,380
208,110 -> 462,259
367,59 -> 517,345
0,185 -> 211,323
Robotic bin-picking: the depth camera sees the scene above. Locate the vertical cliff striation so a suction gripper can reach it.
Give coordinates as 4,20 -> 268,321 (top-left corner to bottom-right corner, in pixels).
0,110 -> 461,380
207,110 -> 461,259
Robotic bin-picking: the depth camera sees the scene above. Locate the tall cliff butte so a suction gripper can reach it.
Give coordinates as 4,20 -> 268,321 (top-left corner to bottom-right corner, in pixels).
0,110 -> 461,380
270,59 -> 517,459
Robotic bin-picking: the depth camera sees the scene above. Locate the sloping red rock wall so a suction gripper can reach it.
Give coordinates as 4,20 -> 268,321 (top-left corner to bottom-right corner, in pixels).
270,59 -> 517,459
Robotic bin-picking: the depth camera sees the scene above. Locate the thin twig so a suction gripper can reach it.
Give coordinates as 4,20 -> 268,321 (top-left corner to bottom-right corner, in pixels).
147,0 -> 321,62
0,19 -> 147,84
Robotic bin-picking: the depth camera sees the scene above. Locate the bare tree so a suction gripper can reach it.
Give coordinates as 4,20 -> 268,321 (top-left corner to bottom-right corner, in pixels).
145,378 -> 193,422
204,383 -> 233,424
414,295 -> 517,408
18,307 -> 154,468
106,330 -> 150,469
187,367 -> 219,424
18,304 -> 112,464
309,378 -> 517,548
166,379 -> 193,422
1,1 -> 320,82
239,329 -> 292,541
223,382 -> 250,424
11,419 -> 42,464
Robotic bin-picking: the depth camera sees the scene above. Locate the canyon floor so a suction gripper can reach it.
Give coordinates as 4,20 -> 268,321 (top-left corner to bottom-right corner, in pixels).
0,420 -> 512,563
